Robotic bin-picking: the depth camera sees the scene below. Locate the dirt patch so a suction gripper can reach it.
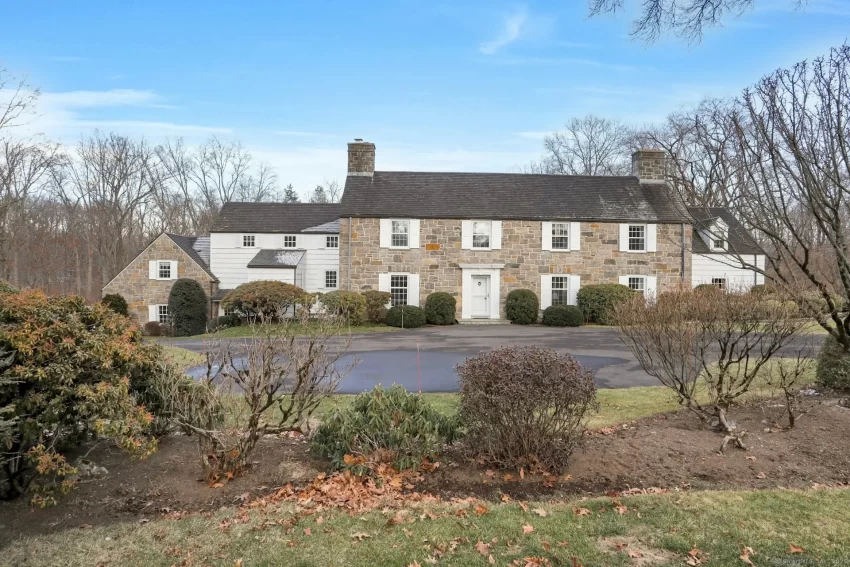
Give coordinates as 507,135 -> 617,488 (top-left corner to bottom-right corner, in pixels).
2,397 -> 849,546
596,536 -> 679,566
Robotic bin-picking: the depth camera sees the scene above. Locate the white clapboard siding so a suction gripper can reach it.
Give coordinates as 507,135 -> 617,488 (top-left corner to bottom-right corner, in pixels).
646,224 -> 657,252
692,254 -> 765,291
619,224 -> 630,252
570,222 -> 581,251
379,219 -> 392,248
541,222 -> 552,251
491,221 -> 502,250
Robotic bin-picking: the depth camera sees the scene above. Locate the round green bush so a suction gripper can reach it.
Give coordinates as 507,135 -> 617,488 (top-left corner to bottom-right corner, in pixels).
424,292 -> 456,325
101,293 -> 129,316
386,305 -> 427,328
215,314 -> 240,329
576,284 -> 635,325
321,290 -> 366,325
168,279 -> 208,337
816,334 -> 850,391
143,321 -> 162,336
505,289 -> 539,325
542,305 -> 584,327
311,384 -> 458,471
749,284 -> 775,297
221,280 -> 306,320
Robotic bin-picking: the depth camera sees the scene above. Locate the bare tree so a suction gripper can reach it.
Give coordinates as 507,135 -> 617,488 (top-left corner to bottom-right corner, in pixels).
615,288 -> 807,451
730,44 -> 850,346
533,115 -> 632,176
588,0 -> 805,43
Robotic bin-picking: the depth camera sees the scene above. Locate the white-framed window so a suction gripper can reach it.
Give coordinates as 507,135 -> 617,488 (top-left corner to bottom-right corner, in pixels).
283,235 -> 297,248
552,222 -> 570,250
325,270 -> 338,289
158,261 -> 171,280
157,304 -> 169,324
326,235 -> 339,248
391,220 -> 409,248
243,235 -> 256,247
472,221 -> 491,249
628,276 -> 646,294
712,238 -> 725,250
551,276 -> 569,305
712,278 -> 726,289
390,274 -> 408,306
628,225 -> 646,251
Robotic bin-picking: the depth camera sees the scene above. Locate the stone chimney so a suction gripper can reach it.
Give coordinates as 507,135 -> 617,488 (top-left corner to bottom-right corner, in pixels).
631,148 -> 668,183
347,139 -> 375,176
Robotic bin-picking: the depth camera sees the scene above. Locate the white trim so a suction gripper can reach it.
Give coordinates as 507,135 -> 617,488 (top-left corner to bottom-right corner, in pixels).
388,219 -> 412,249
458,263 -> 505,269
103,233 -> 216,291
461,266 -> 501,320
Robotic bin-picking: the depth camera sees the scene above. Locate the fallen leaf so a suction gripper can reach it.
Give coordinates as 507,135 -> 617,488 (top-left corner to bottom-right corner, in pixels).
572,507 -> 591,516
402,528 -> 413,538
628,550 -> 643,558
532,508 -> 548,517
746,456 -> 757,461
522,524 -> 534,534
542,540 -> 551,551
407,562 -> 421,567
234,560 -> 243,567
518,501 -> 529,512
488,555 -> 495,564
316,516 -> 325,524
557,540 -> 569,547
476,540 -> 490,556
739,545 -> 755,566
350,532 -> 371,541
303,528 -> 312,536
756,472 -> 767,479
474,504 -> 490,516
788,544 -> 805,554
211,482 -> 225,488
519,467 -> 525,479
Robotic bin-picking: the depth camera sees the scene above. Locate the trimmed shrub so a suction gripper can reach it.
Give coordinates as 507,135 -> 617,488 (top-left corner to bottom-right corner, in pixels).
750,284 -> 775,297
311,384 -> 458,471
215,314 -> 241,329
221,280 -> 306,320
362,290 -> 391,323
321,290 -> 366,325
505,289 -> 539,325
168,279 -> 208,337
816,334 -> 850,391
424,292 -> 456,325
542,305 -> 584,327
457,346 -> 597,471
144,321 -> 162,336
577,284 -> 635,325
386,305 -> 427,328
101,293 -> 129,316
0,289 -> 161,500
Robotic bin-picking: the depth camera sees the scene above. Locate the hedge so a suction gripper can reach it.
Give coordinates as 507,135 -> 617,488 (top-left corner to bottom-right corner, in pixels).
576,284 -> 635,325
101,293 -> 129,317
386,305 -> 427,328
424,292 -> 456,325
505,289 -> 539,325
542,305 -> 584,327
168,279 -> 208,337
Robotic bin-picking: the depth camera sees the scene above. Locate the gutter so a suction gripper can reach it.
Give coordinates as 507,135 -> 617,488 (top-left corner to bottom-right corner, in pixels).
681,222 -> 686,282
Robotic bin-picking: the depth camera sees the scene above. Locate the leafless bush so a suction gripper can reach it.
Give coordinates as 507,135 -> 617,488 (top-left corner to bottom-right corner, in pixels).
161,310 -> 355,482
615,286 -> 807,451
457,346 -> 598,471
759,355 -> 815,430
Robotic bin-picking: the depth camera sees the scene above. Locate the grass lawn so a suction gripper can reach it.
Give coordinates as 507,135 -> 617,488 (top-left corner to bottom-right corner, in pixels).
6,487 -> 848,566
187,322 -> 403,339
160,344 -> 205,369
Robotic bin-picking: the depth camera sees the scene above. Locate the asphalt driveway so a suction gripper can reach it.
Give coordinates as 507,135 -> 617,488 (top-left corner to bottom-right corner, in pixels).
168,325 -> 820,393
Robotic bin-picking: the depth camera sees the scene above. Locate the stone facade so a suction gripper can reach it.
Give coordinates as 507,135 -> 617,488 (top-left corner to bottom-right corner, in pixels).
631,149 -> 668,181
347,140 -> 376,176
102,234 -> 217,326
340,218 -> 692,319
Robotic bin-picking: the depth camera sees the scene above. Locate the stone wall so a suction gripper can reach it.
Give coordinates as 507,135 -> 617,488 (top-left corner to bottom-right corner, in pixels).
102,234 -> 217,326
339,218 -> 692,319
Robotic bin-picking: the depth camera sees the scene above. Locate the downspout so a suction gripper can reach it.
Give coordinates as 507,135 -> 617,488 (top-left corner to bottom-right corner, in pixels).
347,216 -> 353,291
680,223 -> 686,283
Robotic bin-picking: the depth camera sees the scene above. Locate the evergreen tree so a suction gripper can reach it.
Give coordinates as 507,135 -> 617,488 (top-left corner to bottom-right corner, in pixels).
309,185 -> 329,203
282,184 -> 300,203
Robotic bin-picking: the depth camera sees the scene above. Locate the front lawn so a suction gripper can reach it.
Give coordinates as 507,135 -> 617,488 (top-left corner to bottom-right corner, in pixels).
6,487 -> 848,566
190,321 -> 403,339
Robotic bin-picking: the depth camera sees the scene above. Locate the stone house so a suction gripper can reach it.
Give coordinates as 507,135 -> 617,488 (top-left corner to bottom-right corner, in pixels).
339,140 -> 764,321
102,233 -> 218,325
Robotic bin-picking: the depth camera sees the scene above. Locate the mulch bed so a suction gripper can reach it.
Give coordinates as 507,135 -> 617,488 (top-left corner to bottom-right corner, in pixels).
2,396 -> 849,546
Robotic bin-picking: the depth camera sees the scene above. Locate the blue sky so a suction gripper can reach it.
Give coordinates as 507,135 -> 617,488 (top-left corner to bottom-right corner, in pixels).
2,0 -> 849,192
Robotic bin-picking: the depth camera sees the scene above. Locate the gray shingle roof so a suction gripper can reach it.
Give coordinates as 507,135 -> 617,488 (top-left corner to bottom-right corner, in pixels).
688,207 -> 764,255
302,219 -> 341,233
210,203 -> 341,233
246,249 -> 305,268
166,234 -> 217,280
340,172 -> 688,222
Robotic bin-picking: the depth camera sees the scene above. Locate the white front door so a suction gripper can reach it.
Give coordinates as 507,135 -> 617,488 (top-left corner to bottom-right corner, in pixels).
471,275 -> 491,318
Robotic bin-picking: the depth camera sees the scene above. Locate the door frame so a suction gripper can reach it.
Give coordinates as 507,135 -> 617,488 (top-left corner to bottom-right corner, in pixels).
459,264 -> 503,320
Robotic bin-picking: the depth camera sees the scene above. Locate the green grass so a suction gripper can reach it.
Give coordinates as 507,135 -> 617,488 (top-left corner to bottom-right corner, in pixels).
160,345 -> 205,369
7,487 -> 848,566
189,322 -> 403,339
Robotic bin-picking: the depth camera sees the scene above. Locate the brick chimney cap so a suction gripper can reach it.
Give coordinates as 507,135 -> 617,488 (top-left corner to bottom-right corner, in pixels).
354,138 -> 363,142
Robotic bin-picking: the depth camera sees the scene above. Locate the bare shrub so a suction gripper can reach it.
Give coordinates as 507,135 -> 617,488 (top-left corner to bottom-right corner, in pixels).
456,346 -> 597,471
615,286 -> 807,451
161,310 -> 355,482
759,355 -> 815,430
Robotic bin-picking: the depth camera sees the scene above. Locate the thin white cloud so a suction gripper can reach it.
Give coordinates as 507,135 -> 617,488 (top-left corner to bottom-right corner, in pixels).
275,130 -> 337,138
73,120 -> 231,135
39,89 -> 161,108
480,7 -> 528,55
514,131 -> 549,140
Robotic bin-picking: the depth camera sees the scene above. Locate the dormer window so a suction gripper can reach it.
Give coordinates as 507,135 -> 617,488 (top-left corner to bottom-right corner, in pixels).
712,238 -> 726,250
708,219 -> 729,252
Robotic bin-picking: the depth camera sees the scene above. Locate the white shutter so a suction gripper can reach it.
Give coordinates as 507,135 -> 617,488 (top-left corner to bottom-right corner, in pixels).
491,221 -> 502,250
149,260 -> 158,280
618,275 -> 630,286
541,222 -> 552,251
378,273 -> 390,292
409,219 -> 420,249
170,261 -> 178,279
645,276 -> 658,298
540,275 -> 553,310
379,219 -> 392,248
646,224 -> 657,252
461,220 -> 474,250
148,305 -> 158,322
570,222 -> 581,251
619,224 -> 629,252
407,273 -> 420,307
568,275 -> 581,306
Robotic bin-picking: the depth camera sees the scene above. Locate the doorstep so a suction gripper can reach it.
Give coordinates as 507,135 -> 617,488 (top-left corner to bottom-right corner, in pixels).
458,318 -> 510,325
